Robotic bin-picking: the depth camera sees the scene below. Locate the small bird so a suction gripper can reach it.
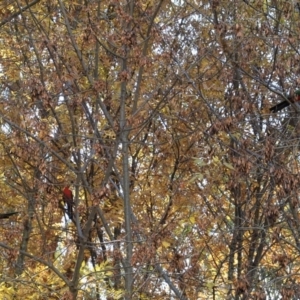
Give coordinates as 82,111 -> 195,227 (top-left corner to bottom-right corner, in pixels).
63,186 -> 73,219
270,90 -> 300,113
0,212 -> 18,219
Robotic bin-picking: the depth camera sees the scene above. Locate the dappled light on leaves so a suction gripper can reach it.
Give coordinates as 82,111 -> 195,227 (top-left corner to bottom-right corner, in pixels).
1,0 -> 300,299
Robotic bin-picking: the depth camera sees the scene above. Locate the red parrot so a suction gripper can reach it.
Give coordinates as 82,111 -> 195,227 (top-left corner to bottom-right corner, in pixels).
63,186 -> 73,219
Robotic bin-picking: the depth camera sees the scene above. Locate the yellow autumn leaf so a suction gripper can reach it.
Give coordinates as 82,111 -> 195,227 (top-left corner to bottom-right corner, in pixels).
188,173 -> 204,183
162,240 -> 171,248
205,281 -> 216,292
212,156 -> 220,164
189,215 -> 196,224
223,162 -> 235,170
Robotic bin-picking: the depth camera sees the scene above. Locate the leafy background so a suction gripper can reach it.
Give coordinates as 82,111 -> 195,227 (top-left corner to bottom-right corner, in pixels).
0,0 -> 300,299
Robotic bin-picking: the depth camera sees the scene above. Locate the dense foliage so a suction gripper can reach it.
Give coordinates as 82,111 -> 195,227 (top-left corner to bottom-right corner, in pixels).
1,0 -> 300,299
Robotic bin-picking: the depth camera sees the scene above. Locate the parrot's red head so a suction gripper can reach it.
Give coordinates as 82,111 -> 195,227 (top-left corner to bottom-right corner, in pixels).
63,186 -> 73,199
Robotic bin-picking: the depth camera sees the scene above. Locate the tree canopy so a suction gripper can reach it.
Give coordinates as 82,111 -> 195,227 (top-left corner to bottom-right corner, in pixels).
1,0 -> 300,299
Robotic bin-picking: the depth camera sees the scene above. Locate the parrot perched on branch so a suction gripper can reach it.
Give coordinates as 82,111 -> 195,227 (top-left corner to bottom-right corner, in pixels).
270,90 -> 300,113
0,211 -> 19,219
63,186 -> 73,219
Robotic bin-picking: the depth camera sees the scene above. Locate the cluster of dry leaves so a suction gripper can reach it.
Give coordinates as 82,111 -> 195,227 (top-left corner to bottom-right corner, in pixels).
0,0 -> 300,299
